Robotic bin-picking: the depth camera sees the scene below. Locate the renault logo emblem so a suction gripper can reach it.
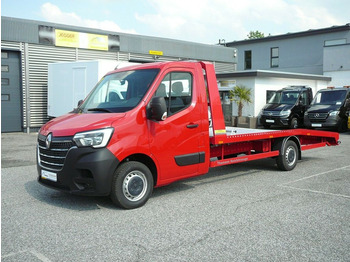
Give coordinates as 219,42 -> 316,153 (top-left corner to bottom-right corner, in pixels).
315,113 -> 319,117
46,133 -> 52,149
268,112 -> 273,116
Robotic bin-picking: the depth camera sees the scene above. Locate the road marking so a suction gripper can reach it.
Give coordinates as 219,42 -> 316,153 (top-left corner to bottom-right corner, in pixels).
281,165 -> 350,185
280,185 -> 350,199
2,249 -> 52,262
279,165 -> 350,199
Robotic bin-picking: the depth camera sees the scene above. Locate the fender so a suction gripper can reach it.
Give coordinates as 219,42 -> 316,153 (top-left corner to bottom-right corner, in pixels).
274,135 -> 302,160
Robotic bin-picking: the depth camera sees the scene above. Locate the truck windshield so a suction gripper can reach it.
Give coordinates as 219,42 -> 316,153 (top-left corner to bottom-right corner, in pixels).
268,90 -> 300,105
80,69 -> 159,113
311,90 -> 347,105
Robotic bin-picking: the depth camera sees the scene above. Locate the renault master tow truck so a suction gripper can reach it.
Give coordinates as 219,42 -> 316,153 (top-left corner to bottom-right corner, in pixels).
37,61 -> 339,209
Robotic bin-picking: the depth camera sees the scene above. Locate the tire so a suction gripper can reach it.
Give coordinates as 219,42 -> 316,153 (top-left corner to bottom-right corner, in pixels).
290,118 -> 298,129
276,140 -> 298,171
110,161 -> 153,209
337,119 -> 348,133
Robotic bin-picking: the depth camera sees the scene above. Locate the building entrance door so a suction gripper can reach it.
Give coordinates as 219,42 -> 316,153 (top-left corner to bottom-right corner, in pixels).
1,50 -> 22,132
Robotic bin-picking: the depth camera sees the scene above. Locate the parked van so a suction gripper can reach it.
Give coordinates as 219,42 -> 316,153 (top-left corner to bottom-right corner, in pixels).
304,87 -> 350,132
259,86 -> 313,129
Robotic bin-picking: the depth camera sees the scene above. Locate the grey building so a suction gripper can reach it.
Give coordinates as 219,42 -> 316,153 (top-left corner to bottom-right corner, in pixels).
215,24 -> 350,120
1,16 -> 237,133
225,24 -> 350,81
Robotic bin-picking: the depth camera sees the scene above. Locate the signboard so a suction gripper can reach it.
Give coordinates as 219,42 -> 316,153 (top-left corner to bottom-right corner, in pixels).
149,50 -> 163,56
55,29 -> 108,51
38,26 -> 119,51
55,29 -> 79,48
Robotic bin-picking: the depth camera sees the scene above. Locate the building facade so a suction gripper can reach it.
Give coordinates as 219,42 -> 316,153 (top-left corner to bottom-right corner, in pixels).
217,24 -> 350,119
1,16 -> 237,132
225,24 -> 350,79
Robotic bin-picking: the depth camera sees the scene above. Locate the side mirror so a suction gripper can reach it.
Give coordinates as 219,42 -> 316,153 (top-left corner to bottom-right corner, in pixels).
345,98 -> 350,107
148,97 -> 167,121
77,100 -> 84,107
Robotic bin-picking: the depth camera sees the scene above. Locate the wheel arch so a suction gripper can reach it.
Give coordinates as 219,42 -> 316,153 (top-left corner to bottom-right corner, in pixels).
273,136 -> 302,160
119,154 -> 158,186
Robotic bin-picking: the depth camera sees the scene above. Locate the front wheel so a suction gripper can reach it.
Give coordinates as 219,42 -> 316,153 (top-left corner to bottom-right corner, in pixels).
276,140 -> 299,171
111,161 -> 154,209
337,119 -> 348,133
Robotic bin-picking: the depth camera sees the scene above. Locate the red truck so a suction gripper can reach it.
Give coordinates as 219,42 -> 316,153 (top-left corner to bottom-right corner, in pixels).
37,61 -> 339,209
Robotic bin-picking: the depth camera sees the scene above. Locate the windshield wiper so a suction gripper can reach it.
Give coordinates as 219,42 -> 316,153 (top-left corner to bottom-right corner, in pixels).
87,108 -> 113,113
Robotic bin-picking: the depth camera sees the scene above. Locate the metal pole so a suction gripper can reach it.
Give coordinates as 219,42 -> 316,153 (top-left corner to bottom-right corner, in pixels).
24,43 -> 31,134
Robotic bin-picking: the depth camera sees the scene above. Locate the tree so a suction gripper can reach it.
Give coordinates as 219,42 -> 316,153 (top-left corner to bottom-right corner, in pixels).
229,85 -> 252,117
247,30 -> 265,39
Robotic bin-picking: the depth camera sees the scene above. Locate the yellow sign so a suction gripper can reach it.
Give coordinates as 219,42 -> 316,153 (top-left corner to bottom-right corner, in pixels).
149,50 -> 163,56
214,129 -> 226,135
55,29 -> 79,48
55,29 -> 108,51
87,34 -> 108,51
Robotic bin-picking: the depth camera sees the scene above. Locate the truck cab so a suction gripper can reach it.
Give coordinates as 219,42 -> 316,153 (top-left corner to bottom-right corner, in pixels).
259,86 -> 313,129
304,87 -> 350,132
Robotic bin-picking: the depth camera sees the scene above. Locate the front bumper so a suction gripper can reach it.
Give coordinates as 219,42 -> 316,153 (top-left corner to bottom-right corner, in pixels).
304,115 -> 341,129
37,146 -> 119,196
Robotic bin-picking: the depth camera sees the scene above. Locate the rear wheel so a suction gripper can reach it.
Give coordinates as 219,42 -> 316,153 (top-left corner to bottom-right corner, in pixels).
276,140 -> 298,171
111,161 -> 153,209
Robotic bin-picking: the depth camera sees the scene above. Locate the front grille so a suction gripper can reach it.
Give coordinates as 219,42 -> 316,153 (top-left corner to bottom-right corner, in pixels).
263,111 -> 280,116
38,134 -> 75,171
308,113 -> 328,121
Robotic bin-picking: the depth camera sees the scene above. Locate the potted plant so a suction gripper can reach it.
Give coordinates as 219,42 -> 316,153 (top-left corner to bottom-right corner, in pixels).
229,85 -> 254,127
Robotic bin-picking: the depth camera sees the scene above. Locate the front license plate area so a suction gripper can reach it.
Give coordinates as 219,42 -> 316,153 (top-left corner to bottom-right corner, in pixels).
41,170 -> 57,182
312,123 -> 322,127
266,119 -> 274,123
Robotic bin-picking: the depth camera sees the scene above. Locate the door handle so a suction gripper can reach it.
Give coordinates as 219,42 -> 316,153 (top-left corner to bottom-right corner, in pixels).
187,123 -> 199,129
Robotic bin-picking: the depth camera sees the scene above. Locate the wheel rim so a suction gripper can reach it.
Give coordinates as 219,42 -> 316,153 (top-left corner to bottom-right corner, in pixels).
285,146 -> 296,166
122,171 -> 147,202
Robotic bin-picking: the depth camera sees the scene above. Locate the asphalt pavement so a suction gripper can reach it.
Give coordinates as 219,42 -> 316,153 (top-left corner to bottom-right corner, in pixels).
1,130 -> 350,261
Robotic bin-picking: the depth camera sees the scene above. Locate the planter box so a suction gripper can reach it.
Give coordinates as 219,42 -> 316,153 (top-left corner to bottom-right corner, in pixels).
236,116 -> 258,128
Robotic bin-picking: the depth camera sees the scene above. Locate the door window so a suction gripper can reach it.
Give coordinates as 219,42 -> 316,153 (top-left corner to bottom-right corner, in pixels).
154,72 -> 192,115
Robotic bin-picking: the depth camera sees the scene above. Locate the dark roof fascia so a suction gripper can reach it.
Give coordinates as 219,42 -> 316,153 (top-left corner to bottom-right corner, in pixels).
226,24 -> 350,46
1,16 -> 226,48
217,70 -> 332,81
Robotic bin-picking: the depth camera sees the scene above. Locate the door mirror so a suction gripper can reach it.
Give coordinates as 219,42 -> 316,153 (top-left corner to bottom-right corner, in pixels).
345,98 -> 350,107
148,96 -> 167,121
77,100 -> 84,107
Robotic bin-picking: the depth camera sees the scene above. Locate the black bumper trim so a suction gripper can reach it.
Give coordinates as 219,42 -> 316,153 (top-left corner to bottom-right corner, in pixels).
37,147 -> 119,196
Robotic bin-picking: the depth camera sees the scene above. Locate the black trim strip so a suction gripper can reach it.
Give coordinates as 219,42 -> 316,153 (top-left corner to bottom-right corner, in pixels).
175,152 -> 205,166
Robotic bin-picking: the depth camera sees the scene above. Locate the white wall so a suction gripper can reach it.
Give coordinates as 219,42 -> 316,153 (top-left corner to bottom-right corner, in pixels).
218,76 -> 330,117
324,71 -> 350,87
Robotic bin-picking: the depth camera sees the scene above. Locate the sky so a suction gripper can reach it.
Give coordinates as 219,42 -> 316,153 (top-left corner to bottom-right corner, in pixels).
2,0 -> 350,44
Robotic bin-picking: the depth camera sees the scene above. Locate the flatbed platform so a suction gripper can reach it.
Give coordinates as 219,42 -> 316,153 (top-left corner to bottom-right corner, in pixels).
209,127 -> 275,137
209,126 -> 339,146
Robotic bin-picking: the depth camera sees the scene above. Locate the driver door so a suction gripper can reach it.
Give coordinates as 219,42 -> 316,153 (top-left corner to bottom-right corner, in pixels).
148,69 -> 206,185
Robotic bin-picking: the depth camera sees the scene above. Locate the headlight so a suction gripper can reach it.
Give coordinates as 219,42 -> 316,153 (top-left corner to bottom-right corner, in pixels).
73,128 -> 114,148
329,111 -> 339,116
280,110 -> 291,117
